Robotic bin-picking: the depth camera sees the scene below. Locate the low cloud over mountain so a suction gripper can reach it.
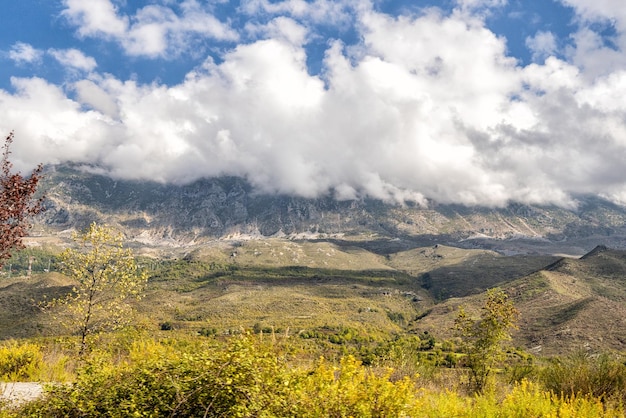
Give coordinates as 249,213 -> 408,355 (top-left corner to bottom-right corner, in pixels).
3,1 -> 626,207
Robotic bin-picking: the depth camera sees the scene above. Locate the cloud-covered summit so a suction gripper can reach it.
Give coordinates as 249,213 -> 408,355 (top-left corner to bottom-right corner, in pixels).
2,0 -> 626,208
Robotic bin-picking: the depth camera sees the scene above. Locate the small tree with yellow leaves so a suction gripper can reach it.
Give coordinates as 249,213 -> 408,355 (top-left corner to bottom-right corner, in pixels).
454,287 -> 518,393
54,223 -> 147,355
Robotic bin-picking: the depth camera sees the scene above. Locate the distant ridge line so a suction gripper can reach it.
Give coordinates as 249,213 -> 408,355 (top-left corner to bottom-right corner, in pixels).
580,245 -> 609,260
543,257 -> 567,272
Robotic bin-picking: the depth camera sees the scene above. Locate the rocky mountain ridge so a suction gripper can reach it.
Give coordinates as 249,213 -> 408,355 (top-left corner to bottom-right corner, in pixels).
34,165 -> 626,255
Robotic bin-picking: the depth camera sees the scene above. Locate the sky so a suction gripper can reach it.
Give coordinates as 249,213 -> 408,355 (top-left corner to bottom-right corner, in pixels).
1,0 -> 626,208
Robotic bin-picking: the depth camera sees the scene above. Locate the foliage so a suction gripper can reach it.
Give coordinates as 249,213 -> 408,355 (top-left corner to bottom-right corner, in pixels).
409,379 -> 622,418
9,337 -> 420,417
5,335 -> 625,417
293,355 -> 417,417
539,351 -> 626,403
454,287 -> 519,393
16,336 -> 295,417
47,223 -> 147,355
499,379 -> 622,418
0,341 -> 43,381
1,248 -> 57,277
0,132 -> 43,269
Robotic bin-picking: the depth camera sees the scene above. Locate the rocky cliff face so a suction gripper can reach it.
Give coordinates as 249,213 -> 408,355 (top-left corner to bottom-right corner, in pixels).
35,165 -> 626,255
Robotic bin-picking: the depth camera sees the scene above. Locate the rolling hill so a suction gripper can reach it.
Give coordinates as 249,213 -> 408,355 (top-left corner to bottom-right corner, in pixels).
415,245 -> 626,355
4,238 -> 626,355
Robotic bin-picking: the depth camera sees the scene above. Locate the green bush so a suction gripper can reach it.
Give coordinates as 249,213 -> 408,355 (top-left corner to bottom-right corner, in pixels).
198,327 -> 217,337
539,352 -> 626,403
159,322 -> 173,331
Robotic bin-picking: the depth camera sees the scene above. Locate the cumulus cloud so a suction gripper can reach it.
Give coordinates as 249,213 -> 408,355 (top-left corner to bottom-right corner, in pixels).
62,0 -> 128,38
8,43 -> 43,64
557,0 -> 626,78
48,48 -> 97,72
559,0 -> 626,25
240,0 -> 354,26
455,0 -> 508,14
61,0 -> 238,58
3,2 -> 626,207
526,31 -> 558,61
245,16 -> 309,46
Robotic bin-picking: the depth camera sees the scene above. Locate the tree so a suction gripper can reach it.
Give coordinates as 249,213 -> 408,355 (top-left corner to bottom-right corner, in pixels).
53,223 -> 147,354
0,132 -> 43,268
454,287 -> 519,393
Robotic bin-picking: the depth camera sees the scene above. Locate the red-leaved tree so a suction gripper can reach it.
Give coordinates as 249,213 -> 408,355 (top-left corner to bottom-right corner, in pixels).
0,132 -> 43,268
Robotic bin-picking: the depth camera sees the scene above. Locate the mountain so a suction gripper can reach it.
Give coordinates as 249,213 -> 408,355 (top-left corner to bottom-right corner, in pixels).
6,166 -> 626,354
34,165 -> 626,256
414,245 -> 626,354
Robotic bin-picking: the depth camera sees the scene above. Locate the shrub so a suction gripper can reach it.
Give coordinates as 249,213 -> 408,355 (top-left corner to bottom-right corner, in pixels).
7,342 -> 626,418
159,322 -> 173,331
500,379 -> 621,418
0,341 -> 43,381
291,355 -> 417,417
539,351 -> 626,403
16,336 -> 295,417
198,327 -> 217,337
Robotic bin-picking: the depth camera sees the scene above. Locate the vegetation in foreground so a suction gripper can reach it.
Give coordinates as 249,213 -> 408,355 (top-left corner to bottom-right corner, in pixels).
1,219 -> 625,415
0,287 -> 624,417
0,333 -> 624,417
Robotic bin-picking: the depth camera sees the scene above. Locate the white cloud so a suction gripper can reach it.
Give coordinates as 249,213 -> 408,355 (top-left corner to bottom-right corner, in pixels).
566,27 -> 626,78
559,0 -> 626,26
48,48 -> 97,72
455,0 -> 508,12
246,17 -> 309,46
526,31 -> 558,62
556,0 -> 626,78
62,0 -> 128,38
62,0 -> 238,58
8,43 -> 43,64
0,77 -> 118,172
72,78 -> 119,118
240,0 -> 353,26
5,3 -> 626,207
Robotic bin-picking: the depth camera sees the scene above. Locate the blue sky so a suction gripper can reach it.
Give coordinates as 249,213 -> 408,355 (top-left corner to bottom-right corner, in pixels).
1,0 -> 626,207
1,1 -> 579,88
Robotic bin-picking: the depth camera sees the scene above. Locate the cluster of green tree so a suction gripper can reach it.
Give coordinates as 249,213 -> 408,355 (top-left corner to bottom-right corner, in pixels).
1,248 -> 58,277
147,258 -> 236,282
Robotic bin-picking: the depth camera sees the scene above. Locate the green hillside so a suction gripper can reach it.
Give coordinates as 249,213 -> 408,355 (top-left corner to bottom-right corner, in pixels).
3,239 -> 626,356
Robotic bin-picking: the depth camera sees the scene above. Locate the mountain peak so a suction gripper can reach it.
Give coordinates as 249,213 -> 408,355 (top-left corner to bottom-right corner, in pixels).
580,245 -> 610,260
